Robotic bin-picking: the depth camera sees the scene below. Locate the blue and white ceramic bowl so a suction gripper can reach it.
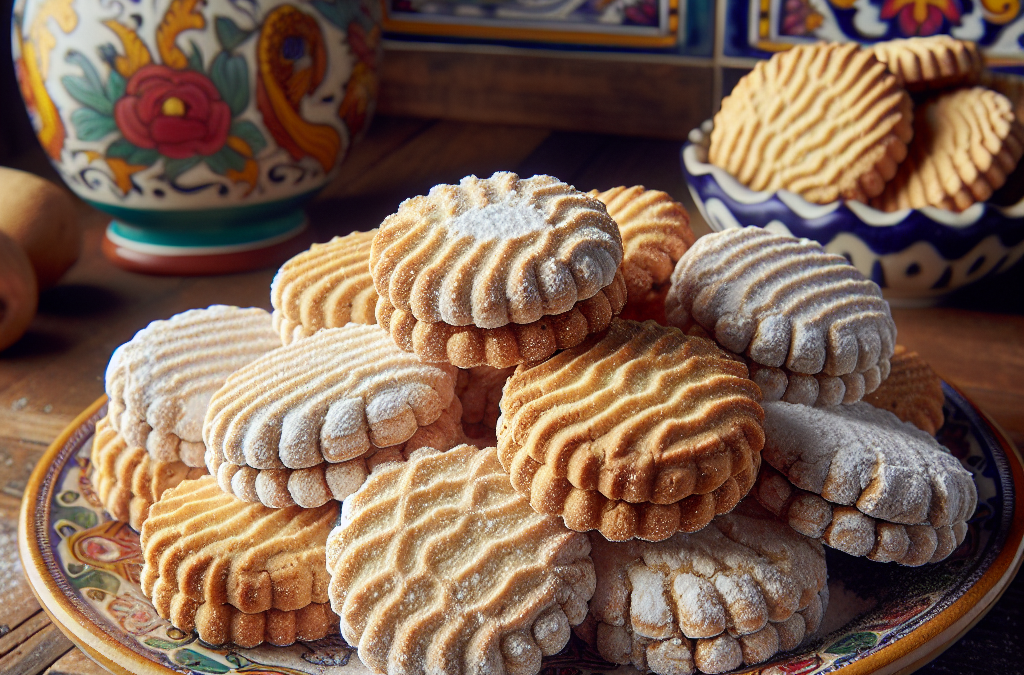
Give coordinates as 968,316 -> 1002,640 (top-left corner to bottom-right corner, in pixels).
681,121 -> 1024,306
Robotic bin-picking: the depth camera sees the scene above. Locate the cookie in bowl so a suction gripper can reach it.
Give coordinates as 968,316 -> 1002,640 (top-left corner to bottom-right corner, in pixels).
682,37 -> 1024,305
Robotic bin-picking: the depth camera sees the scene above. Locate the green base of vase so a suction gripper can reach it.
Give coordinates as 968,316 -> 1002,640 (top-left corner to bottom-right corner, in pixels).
102,212 -> 311,275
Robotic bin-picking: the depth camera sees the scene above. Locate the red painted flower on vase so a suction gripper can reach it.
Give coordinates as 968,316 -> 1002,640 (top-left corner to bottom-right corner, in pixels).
114,64 -> 232,159
880,0 -> 962,36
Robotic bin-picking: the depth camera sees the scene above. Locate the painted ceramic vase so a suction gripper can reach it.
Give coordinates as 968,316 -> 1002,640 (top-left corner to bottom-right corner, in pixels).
12,0 -> 381,273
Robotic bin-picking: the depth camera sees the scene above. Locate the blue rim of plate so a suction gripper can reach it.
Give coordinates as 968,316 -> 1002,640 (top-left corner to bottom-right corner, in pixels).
18,386 -> 1024,675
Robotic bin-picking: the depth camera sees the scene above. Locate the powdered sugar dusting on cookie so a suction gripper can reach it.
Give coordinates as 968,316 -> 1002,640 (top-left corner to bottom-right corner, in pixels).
583,501 -> 827,675
761,401 -> 977,528
105,306 -> 281,466
665,228 -> 895,379
371,172 -> 623,329
449,200 -> 551,239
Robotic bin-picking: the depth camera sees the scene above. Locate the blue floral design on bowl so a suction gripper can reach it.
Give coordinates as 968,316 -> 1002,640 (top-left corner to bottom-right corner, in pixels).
681,121 -> 1024,306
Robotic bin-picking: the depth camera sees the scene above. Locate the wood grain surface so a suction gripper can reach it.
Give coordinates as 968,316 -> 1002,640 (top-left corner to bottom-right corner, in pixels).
1,115 -> 1021,675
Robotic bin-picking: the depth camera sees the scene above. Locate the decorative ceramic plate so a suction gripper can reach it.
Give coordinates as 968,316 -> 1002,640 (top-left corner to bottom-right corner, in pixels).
19,387 -> 1024,675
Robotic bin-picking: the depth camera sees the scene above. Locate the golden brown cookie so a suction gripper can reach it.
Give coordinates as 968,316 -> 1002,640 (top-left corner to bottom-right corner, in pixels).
981,71 -> 1024,125
90,416 -> 207,530
204,323 -> 457,471
207,394 -> 464,508
271,230 -> 378,345
871,87 -> 1024,212
140,476 -> 339,647
863,344 -> 944,435
376,271 -> 627,369
871,36 -> 982,92
755,465 -> 967,566
577,500 -> 828,675
497,319 -> 765,542
327,445 -> 596,675
665,228 -> 895,401
710,42 -> 913,204
455,365 -> 514,440
589,186 -> 695,323
105,306 -> 281,467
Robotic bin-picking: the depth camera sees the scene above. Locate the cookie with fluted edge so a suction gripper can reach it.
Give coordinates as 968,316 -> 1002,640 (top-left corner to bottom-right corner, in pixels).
981,71 -> 1024,125
371,171 -> 622,329
588,186 -> 694,323
327,444 -> 596,675
105,306 -> 280,467
871,36 -> 982,91
665,228 -> 895,390
140,476 -> 339,647
376,271 -> 626,368
206,396 -> 464,508
681,322 -> 889,407
710,42 -> 913,204
204,323 -> 457,473
761,401 -> 976,533
754,465 -> 967,566
90,415 -> 207,530
497,319 -> 765,542
863,345 -> 944,435
271,230 -> 378,345
871,87 -> 1024,212
577,500 -> 828,675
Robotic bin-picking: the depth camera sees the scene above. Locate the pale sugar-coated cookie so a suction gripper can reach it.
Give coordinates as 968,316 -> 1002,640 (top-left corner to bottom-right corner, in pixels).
327,445 -> 596,675
759,400 -> 976,561
665,228 -> 895,395
105,306 -> 280,467
577,500 -> 828,675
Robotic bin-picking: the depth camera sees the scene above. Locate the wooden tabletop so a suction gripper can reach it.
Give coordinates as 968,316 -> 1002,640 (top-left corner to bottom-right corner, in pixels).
1,115 -> 1021,675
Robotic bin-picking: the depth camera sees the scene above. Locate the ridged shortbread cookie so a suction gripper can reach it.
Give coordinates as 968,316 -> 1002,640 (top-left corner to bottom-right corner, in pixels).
871,36 -> 982,91
710,43 -> 913,204
271,230 -> 378,345
376,271 -> 626,368
498,319 -> 765,542
90,416 -> 207,530
105,306 -> 280,467
760,401 -> 976,552
455,365 -> 514,440
589,186 -> 695,323
327,445 -> 596,675
207,393 -> 464,508
755,465 -> 967,566
140,476 -> 339,646
982,71 -> 1024,125
371,172 -> 622,329
871,87 -> 1024,212
204,323 -> 457,471
682,322 -> 890,407
577,500 -> 828,675
863,345 -> 944,435
665,228 -> 895,395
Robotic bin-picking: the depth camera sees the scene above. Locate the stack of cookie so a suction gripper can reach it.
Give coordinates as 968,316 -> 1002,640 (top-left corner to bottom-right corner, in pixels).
710,36 -> 1024,212
90,169 -> 979,675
